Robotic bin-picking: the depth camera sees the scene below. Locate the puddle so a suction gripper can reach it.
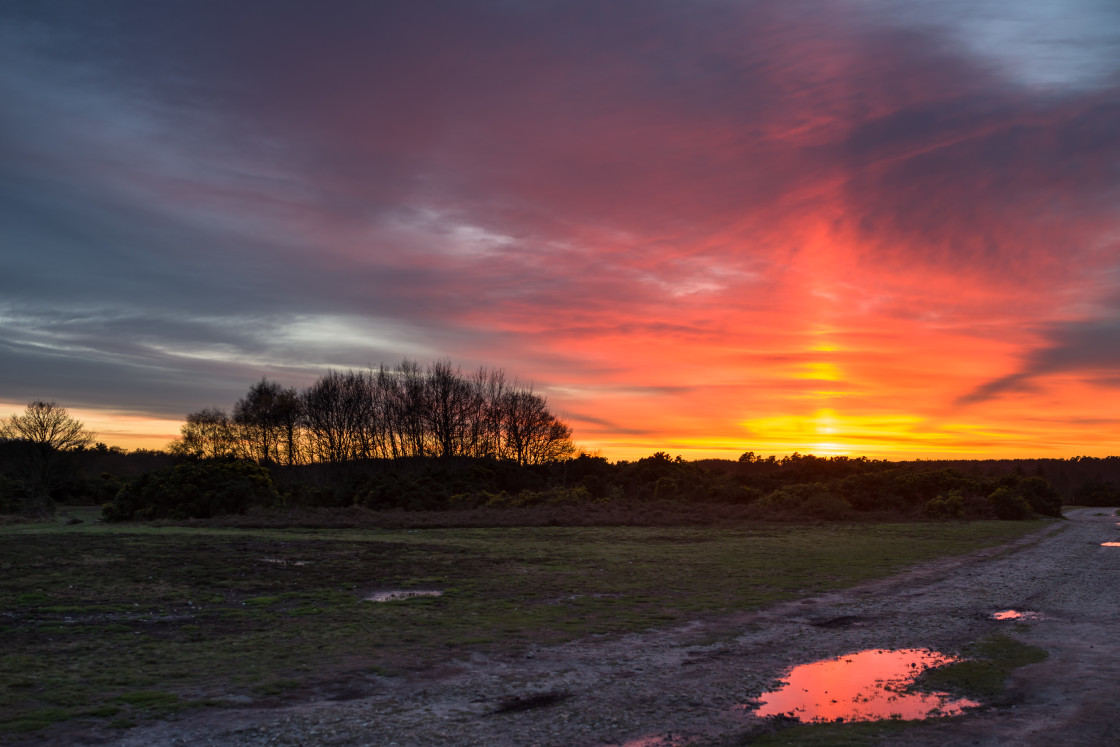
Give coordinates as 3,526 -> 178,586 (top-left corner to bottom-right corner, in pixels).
991,610 -> 1043,621
749,648 -> 978,723
259,558 -> 310,566
363,590 -> 443,602
1101,542 -> 1120,547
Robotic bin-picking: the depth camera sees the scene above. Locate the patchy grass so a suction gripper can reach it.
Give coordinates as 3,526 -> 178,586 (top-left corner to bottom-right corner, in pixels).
745,718 -> 918,746
913,634 -> 1048,700
0,518 -> 1046,740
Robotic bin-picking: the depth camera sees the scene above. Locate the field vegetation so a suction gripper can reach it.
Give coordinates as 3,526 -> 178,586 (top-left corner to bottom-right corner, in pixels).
0,513 -> 1046,739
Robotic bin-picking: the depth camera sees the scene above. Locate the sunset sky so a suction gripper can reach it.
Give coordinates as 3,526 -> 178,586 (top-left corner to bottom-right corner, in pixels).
3,1 -> 1120,460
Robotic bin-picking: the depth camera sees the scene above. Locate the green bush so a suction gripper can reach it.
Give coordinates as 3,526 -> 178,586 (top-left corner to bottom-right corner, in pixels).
924,489 -> 967,519
1016,476 -> 1062,517
987,486 -> 1033,520
748,482 -> 852,520
801,492 -> 854,520
103,461 -> 280,521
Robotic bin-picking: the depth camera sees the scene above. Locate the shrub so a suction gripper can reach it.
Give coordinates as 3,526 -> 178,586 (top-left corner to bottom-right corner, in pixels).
924,490 -> 967,519
1016,476 -> 1062,517
987,486 -> 1033,520
834,470 -> 905,512
103,461 -> 280,520
801,492 -> 854,520
748,482 -> 851,521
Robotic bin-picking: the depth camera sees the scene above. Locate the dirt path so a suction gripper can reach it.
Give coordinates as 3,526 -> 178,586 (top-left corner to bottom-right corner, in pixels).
109,509 -> 1120,746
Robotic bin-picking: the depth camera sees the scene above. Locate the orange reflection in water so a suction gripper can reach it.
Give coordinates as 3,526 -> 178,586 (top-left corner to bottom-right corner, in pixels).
992,610 -> 1042,621
752,648 -> 978,722
1102,542 -> 1120,547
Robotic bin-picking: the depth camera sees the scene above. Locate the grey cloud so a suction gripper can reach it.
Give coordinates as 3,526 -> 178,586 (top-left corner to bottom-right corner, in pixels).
960,317 -> 1120,404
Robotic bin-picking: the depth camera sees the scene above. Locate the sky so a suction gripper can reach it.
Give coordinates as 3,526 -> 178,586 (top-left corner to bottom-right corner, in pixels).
2,0 -> 1120,460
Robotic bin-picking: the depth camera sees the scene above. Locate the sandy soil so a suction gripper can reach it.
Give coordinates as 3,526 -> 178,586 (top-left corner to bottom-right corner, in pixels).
99,508 -> 1120,746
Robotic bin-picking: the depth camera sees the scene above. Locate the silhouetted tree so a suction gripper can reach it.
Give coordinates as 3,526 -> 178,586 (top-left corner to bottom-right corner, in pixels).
394,359 -> 431,457
469,366 -> 508,459
500,389 -> 575,465
425,359 -> 475,458
275,386 -> 303,466
234,378 -> 304,465
1,401 -> 94,515
171,407 -> 237,460
171,359 -> 576,471
302,370 -> 357,463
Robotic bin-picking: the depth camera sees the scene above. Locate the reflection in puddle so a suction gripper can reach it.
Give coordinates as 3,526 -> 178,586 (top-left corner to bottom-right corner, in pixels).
1102,542 -> 1120,547
260,558 -> 310,566
750,649 -> 978,723
363,590 -> 443,602
992,610 -> 1043,621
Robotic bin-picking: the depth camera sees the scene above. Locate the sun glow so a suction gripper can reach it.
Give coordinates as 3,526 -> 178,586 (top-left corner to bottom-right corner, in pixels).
740,408 -> 987,458
797,362 -> 844,381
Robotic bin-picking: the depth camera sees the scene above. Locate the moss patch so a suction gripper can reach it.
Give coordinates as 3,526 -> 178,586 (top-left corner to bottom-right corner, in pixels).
746,718 -> 918,746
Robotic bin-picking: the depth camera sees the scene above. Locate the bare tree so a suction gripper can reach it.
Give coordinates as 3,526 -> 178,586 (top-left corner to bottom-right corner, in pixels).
424,359 -> 474,458
1,401 -> 94,516
234,378 -> 295,465
170,359 -> 577,470
170,408 -> 237,460
274,386 -> 304,466
390,359 -> 431,457
467,366 -> 507,459
301,370 -> 375,463
499,389 -> 575,465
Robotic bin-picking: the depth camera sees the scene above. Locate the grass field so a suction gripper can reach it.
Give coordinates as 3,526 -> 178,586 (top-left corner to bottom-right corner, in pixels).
0,510 -> 1047,737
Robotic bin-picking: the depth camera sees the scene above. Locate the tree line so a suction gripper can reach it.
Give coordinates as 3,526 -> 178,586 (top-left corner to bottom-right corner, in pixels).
172,359 -> 576,467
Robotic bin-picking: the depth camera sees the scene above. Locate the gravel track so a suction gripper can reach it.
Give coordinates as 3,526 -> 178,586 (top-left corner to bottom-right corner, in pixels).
104,508 -> 1119,746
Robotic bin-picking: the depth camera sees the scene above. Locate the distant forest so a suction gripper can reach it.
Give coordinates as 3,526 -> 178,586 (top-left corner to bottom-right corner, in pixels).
4,358 -> 1120,523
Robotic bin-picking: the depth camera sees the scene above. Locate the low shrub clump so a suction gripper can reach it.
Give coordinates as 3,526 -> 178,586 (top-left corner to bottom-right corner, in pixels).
96,450 -> 1068,525
103,460 -> 280,521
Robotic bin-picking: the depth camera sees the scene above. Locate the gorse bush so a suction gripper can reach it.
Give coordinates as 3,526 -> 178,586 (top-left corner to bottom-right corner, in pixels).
924,490 -> 967,519
987,486 -> 1034,520
96,445 -> 1071,524
1015,476 -> 1062,517
745,482 -> 853,521
103,461 -> 279,521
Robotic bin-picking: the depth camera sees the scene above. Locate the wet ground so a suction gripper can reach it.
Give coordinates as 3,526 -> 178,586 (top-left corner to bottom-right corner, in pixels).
108,508 -> 1120,746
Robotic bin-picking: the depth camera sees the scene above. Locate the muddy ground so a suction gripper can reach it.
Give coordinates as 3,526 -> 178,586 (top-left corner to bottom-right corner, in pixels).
101,508 -> 1119,746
